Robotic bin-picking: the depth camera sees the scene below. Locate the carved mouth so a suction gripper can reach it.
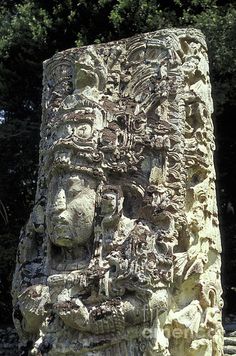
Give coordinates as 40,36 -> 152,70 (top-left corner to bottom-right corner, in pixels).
53,223 -> 70,229
52,237 -> 74,249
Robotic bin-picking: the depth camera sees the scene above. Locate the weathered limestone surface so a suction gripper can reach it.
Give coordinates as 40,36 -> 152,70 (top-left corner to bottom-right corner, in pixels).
12,29 -> 223,355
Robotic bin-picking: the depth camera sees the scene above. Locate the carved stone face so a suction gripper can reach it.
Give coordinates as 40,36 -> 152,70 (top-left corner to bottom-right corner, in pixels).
46,173 -> 96,247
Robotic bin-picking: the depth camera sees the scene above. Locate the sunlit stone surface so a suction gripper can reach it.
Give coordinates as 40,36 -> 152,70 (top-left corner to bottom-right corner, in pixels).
12,29 -> 223,355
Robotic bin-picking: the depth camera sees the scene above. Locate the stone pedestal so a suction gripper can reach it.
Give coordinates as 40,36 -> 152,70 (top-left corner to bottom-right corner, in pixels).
12,29 -> 223,355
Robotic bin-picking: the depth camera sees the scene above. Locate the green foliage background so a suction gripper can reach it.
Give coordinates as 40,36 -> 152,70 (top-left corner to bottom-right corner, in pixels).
0,0 -> 235,325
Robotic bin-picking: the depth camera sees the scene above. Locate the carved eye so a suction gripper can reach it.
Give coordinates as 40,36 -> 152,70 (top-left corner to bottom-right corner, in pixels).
76,210 -> 84,218
68,189 -> 80,199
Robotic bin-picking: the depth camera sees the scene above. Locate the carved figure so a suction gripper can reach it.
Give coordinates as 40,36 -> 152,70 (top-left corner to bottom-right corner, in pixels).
12,29 -> 223,355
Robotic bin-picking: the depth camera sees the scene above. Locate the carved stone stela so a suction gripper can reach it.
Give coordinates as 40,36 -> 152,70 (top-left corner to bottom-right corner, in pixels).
12,29 -> 223,355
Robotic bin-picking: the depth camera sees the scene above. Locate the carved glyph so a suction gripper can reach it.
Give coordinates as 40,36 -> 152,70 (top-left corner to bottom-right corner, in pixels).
12,29 -> 223,355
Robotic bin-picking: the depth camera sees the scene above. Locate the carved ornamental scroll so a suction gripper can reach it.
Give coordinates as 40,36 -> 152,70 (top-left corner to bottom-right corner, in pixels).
12,29 -> 223,355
